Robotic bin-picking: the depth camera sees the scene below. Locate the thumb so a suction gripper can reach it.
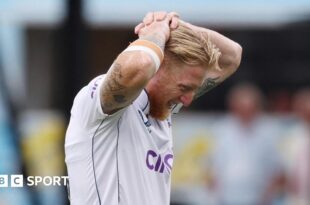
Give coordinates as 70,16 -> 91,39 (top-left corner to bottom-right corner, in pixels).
134,23 -> 145,34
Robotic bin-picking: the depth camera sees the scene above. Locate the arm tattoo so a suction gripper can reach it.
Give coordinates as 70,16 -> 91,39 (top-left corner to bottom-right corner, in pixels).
105,63 -> 125,91
194,77 -> 220,99
113,94 -> 126,103
102,63 -> 127,104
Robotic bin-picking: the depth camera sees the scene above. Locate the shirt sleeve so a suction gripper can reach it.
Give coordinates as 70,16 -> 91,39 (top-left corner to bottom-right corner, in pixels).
70,75 -> 125,129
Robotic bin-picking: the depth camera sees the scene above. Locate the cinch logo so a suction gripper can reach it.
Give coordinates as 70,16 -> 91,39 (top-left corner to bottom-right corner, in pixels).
146,150 -> 173,173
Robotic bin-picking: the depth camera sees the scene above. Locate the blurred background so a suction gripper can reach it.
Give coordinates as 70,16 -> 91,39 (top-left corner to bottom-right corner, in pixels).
0,0 -> 309,205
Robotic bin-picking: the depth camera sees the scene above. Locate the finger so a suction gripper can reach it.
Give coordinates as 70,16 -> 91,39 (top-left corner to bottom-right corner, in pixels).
154,11 -> 167,21
168,11 -> 180,19
170,17 -> 179,29
143,12 -> 154,25
167,12 -> 180,29
134,22 -> 145,34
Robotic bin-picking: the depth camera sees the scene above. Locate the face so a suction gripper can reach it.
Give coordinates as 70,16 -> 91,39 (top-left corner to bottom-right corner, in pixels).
229,89 -> 261,123
146,64 -> 206,120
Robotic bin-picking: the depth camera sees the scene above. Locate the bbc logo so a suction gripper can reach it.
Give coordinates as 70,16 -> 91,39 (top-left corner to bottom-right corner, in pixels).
0,175 -> 24,188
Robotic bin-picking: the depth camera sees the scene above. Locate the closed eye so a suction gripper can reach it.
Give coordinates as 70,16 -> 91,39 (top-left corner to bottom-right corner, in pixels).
178,84 -> 194,92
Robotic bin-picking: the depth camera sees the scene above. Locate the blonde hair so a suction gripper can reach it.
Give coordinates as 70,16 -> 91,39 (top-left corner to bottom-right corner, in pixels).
165,23 -> 221,70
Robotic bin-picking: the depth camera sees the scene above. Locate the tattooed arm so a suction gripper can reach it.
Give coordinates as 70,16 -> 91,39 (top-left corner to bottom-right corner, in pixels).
100,16 -> 171,114
180,21 -> 242,99
100,52 -> 155,114
183,21 -> 242,72
180,20 -> 242,99
194,77 -> 220,99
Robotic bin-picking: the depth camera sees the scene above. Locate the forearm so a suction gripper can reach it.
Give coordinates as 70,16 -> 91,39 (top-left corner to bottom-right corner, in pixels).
139,34 -> 166,51
183,21 -> 242,72
203,28 -> 242,71
180,21 -> 242,99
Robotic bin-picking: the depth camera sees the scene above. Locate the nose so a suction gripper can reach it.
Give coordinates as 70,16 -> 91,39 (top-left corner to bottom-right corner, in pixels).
180,92 -> 194,107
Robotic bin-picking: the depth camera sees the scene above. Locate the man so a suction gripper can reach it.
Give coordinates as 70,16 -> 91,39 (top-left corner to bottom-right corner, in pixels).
65,11 -> 242,205
209,83 -> 285,205
284,88 -> 310,205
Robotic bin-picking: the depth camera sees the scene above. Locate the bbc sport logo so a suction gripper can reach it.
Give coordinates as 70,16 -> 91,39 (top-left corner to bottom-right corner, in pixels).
0,175 -> 69,187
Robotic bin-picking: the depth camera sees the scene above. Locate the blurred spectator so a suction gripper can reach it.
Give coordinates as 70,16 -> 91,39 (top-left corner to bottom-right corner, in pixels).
268,90 -> 292,113
281,88 -> 310,205
209,83 -> 285,205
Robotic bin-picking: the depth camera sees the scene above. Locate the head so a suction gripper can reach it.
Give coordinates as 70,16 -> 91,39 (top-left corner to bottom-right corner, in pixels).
227,83 -> 264,123
292,87 -> 310,123
146,23 -> 221,120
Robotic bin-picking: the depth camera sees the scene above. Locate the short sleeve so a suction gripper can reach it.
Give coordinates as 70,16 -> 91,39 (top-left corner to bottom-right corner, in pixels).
69,75 -> 109,129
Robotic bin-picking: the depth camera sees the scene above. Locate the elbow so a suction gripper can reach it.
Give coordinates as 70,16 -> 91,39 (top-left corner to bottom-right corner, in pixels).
232,43 -> 242,71
219,43 -> 242,74
223,43 -> 242,74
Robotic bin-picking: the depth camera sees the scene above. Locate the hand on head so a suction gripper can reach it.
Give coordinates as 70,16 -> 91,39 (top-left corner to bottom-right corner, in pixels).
134,11 -> 180,43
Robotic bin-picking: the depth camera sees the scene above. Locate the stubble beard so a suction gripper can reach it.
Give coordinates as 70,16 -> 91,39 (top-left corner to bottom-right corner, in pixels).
148,91 -> 170,121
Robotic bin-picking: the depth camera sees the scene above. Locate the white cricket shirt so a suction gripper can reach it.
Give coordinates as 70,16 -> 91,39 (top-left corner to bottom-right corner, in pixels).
65,75 -> 174,205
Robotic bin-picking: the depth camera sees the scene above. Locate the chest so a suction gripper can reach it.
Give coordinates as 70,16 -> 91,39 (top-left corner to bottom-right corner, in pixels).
117,107 -> 174,174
